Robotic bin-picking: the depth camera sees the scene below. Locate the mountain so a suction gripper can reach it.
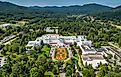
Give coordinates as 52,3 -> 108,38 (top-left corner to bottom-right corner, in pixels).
92,5 -> 121,22
114,5 -> 121,10
0,1 -> 51,21
79,3 -> 112,13
0,1 -> 31,14
30,3 -> 113,14
0,1 -> 121,22
0,1 -> 113,15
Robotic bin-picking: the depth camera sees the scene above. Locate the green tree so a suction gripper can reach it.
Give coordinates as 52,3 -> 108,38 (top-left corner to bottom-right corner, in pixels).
30,67 -> 39,77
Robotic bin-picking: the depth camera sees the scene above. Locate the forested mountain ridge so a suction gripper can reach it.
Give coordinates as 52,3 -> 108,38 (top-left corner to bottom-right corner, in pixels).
0,1 -> 32,14
114,6 -> 121,10
0,1 -> 121,23
0,1 -> 114,15
94,6 -> 121,24
30,3 -> 113,14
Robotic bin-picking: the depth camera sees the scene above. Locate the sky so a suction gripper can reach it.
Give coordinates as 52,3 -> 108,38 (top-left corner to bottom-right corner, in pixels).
0,0 -> 121,7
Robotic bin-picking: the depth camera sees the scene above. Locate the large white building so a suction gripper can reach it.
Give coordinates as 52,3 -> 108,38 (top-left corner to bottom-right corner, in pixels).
26,34 -> 92,50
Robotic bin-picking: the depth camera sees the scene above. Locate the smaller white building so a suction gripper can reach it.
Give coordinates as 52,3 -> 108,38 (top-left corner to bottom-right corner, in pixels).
78,44 -> 96,54
26,41 -> 41,50
0,57 -> 6,67
44,27 -> 54,33
44,27 -> 58,33
0,23 -> 11,28
82,53 -> 107,69
0,35 -> 16,44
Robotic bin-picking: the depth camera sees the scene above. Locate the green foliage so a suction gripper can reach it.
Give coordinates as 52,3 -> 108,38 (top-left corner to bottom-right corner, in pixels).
82,68 -> 95,77
97,65 -> 109,77
105,72 -> 121,77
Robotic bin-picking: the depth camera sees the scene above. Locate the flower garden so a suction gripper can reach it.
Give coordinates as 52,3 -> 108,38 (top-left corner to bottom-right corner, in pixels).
55,48 -> 68,60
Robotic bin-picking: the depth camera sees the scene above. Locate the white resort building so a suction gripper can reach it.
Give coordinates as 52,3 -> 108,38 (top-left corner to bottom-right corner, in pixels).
26,34 -> 91,50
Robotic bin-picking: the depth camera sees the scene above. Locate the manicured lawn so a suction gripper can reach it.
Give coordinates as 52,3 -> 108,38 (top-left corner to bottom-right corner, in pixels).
40,45 -> 51,56
42,45 -> 51,52
44,71 -> 55,77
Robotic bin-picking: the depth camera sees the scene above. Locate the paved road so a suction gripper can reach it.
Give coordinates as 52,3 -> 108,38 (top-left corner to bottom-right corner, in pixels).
60,73 -> 65,77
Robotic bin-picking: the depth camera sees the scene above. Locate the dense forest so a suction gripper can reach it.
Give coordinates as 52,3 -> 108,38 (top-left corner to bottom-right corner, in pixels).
0,16 -> 121,77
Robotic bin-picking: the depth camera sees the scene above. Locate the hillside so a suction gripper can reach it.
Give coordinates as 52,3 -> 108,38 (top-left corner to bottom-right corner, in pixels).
0,1 -> 121,23
0,1 -> 113,15
93,7 -> 121,24
0,1 -> 33,15
115,6 -> 121,10
30,3 -> 113,14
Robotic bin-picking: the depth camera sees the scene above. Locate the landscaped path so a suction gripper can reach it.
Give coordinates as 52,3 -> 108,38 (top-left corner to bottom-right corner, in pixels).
60,73 -> 65,77
50,47 -> 57,61
75,47 -> 83,76
64,47 -> 72,62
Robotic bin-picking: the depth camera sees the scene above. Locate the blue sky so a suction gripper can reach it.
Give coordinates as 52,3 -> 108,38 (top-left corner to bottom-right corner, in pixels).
0,0 -> 121,7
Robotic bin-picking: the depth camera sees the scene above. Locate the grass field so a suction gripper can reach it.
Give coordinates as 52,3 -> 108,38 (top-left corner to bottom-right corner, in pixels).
39,45 -> 51,57
44,71 -> 55,77
17,21 -> 29,26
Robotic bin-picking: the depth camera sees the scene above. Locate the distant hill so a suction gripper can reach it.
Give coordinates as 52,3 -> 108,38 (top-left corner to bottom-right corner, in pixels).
0,1 -> 52,21
114,6 -> 121,10
0,1 -> 31,14
0,1 -> 121,22
0,1 -> 114,15
93,5 -> 121,23
30,3 -> 113,14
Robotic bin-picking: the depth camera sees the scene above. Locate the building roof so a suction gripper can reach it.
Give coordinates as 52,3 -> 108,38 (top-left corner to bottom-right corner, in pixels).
81,45 -> 96,52
0,23 -> 11,27
26,41 -> 40,47
82,53 -> 104,61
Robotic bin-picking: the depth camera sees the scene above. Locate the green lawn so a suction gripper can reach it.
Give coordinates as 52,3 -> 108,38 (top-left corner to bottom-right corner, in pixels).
44,71 -> 55,77
39,45 -> 51,57
42,45 -> 51,52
